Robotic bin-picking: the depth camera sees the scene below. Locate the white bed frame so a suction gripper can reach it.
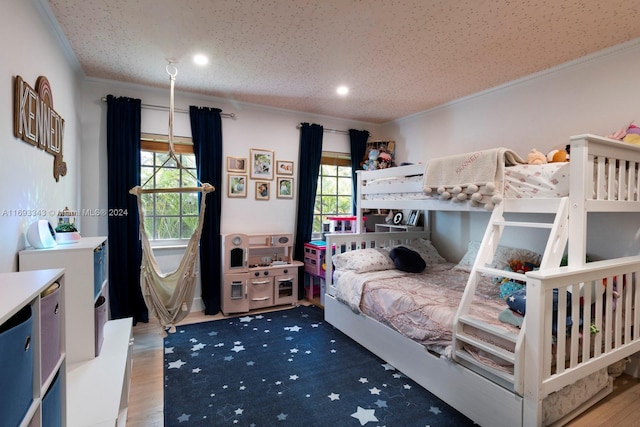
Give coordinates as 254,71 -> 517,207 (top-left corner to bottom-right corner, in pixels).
323,134 -> 640,426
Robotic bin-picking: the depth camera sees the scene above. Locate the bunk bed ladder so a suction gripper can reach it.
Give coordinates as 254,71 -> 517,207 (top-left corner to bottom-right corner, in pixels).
452,197 -> 570,392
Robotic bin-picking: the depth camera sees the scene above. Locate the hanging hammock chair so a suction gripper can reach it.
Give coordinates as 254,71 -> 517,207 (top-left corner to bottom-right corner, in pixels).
129,63 -> 214,333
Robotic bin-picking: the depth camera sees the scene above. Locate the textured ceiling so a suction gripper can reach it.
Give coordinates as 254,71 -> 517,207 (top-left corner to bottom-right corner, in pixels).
43,0 -> 640,124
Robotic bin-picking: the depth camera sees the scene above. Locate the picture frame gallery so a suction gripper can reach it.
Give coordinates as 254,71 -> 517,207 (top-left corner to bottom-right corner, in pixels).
226,148 -> 296,200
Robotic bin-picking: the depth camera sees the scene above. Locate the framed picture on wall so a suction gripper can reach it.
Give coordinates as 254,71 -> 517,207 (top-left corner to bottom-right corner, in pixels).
277,177 -> 293,199
227,156 -> 247,173
276,160 -> 294,175
255,181 -> 270,200
227,174 -> 247,198
250,148 -> 274,180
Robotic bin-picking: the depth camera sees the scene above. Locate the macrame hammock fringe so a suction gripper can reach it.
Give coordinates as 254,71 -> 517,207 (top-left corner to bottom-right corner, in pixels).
130,63 -> 214,335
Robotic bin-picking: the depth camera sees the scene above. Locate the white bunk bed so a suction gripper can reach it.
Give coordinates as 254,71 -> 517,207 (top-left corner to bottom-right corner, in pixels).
323,134 -> 640,427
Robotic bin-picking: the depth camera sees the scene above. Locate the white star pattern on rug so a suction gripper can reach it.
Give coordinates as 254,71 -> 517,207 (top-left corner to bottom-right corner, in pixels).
328,392 -> 340,400
168,359 -> 186,369
191,342 -> 206,351
351,406 -> 378,425
375,399 -> 387,408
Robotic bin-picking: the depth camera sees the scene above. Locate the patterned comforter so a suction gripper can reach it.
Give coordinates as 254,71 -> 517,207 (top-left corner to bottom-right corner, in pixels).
334,263 -> 518,354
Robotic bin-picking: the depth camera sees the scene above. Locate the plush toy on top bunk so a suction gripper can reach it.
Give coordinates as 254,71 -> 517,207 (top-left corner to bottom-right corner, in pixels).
526,147 -> 570,164
606,121 -> 640,145
526,148 -> 547,165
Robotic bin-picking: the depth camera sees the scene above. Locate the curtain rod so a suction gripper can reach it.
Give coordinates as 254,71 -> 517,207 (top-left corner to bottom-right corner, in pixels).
100,97 -> 235,118
296,123 -> 375,138
295,123 -> 349,135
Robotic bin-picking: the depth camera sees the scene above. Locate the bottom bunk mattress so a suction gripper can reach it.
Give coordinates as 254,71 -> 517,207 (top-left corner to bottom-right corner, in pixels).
334,262 -> 514,355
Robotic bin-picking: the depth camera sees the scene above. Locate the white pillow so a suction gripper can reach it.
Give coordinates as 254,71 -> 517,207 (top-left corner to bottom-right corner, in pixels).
454,240 -> 542,272
332,248 -> 395,273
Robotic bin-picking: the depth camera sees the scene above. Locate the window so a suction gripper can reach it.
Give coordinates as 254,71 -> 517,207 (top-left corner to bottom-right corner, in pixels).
313,152 -> 352,234
140,134 -> 198,241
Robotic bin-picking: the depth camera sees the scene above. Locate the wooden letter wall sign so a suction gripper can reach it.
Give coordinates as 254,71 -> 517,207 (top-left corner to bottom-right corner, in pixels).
13,75 -> 67,181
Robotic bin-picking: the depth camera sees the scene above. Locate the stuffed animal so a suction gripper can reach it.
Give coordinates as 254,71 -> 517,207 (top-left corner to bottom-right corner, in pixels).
546,148 -> 569,162
606,121 -> 640,145
623,125 -> 640,145
377,151 -> 392,169
362,149 -> 379,170
527,148 -> 547,165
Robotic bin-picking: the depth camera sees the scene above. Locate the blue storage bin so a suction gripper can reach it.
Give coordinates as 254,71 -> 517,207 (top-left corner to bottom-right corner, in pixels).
42,370 -> 62,427
93,244 -> 104,298
0,304 -> 34,427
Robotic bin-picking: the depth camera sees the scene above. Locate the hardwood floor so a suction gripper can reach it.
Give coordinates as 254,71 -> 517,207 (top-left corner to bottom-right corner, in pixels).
126,306 -> 640,426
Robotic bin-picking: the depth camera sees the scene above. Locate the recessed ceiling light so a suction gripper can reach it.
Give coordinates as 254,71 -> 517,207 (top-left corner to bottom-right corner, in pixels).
193,54 -> 209,66
336,86 -> 349,96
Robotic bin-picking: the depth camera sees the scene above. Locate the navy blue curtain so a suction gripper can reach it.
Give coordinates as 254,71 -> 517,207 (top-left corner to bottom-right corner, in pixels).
106,95 -> 148,324
349,129 -> 369,215
189,106 -> 223,315
294,123 -> 323,298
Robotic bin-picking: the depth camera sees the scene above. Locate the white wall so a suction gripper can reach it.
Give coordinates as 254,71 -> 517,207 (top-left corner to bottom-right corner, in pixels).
79,79 -> 380,238
0,0 -> 82,272
78,78 -> 380,310
380,39 -> 640,262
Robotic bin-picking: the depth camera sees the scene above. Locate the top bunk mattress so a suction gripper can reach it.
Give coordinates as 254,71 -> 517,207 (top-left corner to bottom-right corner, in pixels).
363,162 -> 570,200
504,162 -> 570,198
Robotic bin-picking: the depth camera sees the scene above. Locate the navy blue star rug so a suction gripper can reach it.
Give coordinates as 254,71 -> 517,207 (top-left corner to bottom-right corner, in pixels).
164,305 -> 476,426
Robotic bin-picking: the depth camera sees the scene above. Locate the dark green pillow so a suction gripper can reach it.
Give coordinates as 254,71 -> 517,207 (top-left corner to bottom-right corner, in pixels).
389,246 -> 426,273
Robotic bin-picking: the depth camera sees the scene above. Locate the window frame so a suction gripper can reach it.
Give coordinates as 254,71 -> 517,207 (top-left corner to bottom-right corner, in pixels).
313,151 -> 352,237
140,133 -> 198,244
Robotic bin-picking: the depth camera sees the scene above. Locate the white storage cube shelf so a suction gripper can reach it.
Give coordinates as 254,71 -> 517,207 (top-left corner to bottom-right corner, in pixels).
19,236 -> 108,363
18,237 -> 133,426
0,268 -> 67,427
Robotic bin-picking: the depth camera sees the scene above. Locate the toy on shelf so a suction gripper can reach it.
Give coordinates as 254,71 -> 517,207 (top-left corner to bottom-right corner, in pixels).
361,140 -> 396,170
326,216 -> 366,233
362,149 -> 379,170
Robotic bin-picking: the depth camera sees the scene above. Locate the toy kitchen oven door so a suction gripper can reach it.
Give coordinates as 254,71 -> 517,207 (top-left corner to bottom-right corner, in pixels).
221,233 -> 302,315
